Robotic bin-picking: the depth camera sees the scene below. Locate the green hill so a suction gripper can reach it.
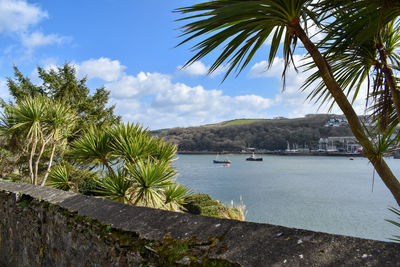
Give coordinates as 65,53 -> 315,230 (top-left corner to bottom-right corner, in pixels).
153,114 -> 354,152
206,118 -> 267,126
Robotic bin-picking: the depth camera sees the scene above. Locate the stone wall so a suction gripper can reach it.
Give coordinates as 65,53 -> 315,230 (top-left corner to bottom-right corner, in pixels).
0,180 -> 399,266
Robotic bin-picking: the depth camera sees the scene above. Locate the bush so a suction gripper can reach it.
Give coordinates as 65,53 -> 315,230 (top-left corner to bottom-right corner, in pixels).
183,193 -> 244,221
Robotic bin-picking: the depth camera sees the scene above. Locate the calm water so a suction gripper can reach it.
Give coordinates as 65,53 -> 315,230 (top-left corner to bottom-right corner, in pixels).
174,154 -> 399,241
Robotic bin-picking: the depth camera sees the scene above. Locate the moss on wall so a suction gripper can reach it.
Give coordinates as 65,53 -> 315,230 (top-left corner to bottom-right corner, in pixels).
0,189 -> 238,266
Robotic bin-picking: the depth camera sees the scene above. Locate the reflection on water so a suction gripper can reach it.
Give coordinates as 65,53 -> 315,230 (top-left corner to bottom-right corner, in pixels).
174,154 -> 399,241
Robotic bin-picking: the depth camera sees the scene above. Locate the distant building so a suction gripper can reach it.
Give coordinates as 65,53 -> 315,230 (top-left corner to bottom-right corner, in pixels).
318,136 -> 362,152
324,116 -> 348,127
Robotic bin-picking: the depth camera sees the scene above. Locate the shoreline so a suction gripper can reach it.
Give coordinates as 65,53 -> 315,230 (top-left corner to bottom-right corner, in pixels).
178,151 -> 366,157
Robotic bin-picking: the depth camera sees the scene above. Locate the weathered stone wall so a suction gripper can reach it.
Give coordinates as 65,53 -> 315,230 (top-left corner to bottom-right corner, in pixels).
0,180 -> 400,266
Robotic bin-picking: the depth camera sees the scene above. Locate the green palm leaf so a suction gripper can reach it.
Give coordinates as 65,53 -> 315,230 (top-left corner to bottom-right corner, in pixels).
386,207 -> 400,242
176,0 -> 314,84
126,159 -> 176,209
8,96 -> 47,141
109,122 -> 152,163
47,163 -> 76,191
164,183 -> 193,212
95,168 -> 133,204
69,126 -> 114,173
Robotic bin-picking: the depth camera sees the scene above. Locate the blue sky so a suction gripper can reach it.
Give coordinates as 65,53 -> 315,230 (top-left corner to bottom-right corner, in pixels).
0,0 -> 358,129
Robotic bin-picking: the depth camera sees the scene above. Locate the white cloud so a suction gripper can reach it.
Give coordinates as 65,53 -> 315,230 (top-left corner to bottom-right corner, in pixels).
178,61 -> 208,76
0,1 -> 70,55
0,0 -> 47,33
21,31 -> 70,52
104,71 -> 274,129
77,57 -> 126,82
177,60 -> 227,77
248,54 -> 369,118
106,72 -> 171,98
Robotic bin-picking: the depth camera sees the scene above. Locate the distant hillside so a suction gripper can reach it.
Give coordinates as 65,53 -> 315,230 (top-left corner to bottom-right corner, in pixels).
153,114 -> 354,152
205,118 -> 267,126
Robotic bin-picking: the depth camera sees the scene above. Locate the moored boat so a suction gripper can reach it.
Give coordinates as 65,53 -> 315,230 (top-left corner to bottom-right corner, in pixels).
246,153 -> 263,161
213,153 -> 231,164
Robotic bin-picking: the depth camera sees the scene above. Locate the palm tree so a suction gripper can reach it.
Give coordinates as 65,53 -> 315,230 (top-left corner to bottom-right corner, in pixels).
126,159 -> 176,208
164,183 -> 193,212
69,122 -> 190,211
1,97 -> 46,184
95,169 -> 133,204
0,97 -> 77,185
176,0 -> 400,205
69,126 -> 115,174
40,101 -> 77,185
47,163 -> 78,192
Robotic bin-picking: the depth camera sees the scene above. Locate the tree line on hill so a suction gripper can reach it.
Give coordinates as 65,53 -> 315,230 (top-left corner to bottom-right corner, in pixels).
153,115 -> 354,152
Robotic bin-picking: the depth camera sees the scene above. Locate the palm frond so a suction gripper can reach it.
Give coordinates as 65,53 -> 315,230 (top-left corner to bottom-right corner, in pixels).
109,122 -> 152,164
386,206 -> 400,242
95,168 -> 132,204
176,0 -> 313,84
164,183 -> 193,212
47,163 -> 76,191
69,125 -> 114,172
126,159 -> 176,208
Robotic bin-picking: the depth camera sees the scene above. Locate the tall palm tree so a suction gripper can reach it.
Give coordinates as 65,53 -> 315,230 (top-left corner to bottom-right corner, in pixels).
176,0 -> 400,205
40,102 -> 77,185
1,97 -> 46,184
0,97 -> 77,185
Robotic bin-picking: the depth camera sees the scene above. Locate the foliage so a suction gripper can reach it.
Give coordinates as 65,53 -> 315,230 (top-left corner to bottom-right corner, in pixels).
95,169 -> 133,204
183,194 -> 245,221
154,114 -> 352,151
47,163 -> 76,191
0,145 -> 19,177
69,122 -> 193,211
0,96 -> 76,185
47,161 -> 99,194
175,0 -> 400,205
164,183 -> 193,212
0,63 -> 120,184
386,207 -> 400,242
4,64 -> 120,131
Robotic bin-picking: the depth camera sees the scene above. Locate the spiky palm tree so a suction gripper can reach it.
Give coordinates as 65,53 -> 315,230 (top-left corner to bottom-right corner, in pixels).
47,163 -> 78,192
3,97 -> 47,184
0,97 -> 76,185
69,126 -> 115,174
95,169 -> 133,204
176,0 -> 400,205
164,183 -> 193,212
70,122 -> 190,211
126,159 -> 176,208
41,101 -> 77,185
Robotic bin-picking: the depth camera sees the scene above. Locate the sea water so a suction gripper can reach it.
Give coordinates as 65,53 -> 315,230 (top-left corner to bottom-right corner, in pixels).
174,154 -> 399,241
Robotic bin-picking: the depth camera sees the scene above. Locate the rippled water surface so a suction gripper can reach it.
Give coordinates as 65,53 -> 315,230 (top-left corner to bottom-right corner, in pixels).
174,154 -> 399,241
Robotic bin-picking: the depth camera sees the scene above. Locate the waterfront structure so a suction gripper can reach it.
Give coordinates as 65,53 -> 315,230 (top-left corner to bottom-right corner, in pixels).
318,136 -> 362,153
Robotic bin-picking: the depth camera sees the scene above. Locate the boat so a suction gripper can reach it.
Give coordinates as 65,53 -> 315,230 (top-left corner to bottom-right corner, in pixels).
213,153 -> 231,164
246,153 -> 263,161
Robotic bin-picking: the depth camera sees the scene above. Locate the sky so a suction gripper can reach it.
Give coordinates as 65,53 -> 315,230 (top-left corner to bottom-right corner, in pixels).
0,0 -> 365,130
